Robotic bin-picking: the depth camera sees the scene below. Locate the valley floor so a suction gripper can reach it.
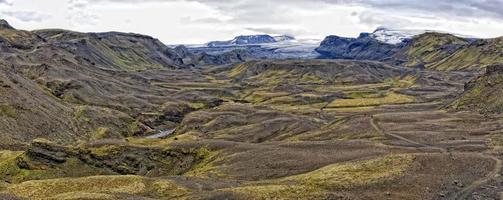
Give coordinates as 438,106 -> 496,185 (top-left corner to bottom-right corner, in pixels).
1,60 -> 502,200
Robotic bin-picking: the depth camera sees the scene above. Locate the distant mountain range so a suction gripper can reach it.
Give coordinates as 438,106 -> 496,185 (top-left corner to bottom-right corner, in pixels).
185,34 -> 321,60
206,34 -> 295,47
182,28 -> 499,68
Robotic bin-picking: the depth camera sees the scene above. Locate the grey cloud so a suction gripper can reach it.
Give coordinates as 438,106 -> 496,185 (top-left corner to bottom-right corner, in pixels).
183,0 -> 503,22
77,0 -> 334,24
75,0 -> 503,21
246,27 -> 312,36
180,16 -> 226,24
0,0 -> 13,7
358,11 -> 412,28
354,0 -> 503,19
2,11 -> 49,22
67,0 -> 503,37
67,0 -> 100,26
68,0 -> 88,10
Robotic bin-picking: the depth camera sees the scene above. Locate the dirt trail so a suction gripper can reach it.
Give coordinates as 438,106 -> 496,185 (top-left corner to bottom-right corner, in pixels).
450,155 -> 502,200
370,116 -> 502,200
370,117 -> 447,153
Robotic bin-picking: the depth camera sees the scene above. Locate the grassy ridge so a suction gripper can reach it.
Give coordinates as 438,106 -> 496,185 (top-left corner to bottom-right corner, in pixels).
403,33 -> 503,71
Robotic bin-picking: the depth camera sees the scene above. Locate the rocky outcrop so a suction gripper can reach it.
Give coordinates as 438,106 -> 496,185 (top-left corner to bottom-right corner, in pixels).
0,19 -> 14,30
450,63 -> 503,113
315,33 -> 405,61
17,139 -> 205,176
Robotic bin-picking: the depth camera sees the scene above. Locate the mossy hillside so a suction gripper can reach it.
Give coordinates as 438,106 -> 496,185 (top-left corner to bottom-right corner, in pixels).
329,77 -> 415,108
0,151 -> 24,183
228,60 -> 406,86
312,82 -> 390,93
432,37 -> 503,71
450,69 -> 503,113
268,103 -> 327,116
403,33 -> 503,71
328,92 -> 415,108
73,105 -> 148,138
175,103 -> 320,142
50,31 -> 180,71
226,61 -> 417,116
183,148 -> 224,178
228,62 -> 251,78
1,175 -> 190,200
243,90 -> 291,104
241,70 -> 328,86
93,42 -> 163,71
403,32 -> 469,68
224,154 -> 414,199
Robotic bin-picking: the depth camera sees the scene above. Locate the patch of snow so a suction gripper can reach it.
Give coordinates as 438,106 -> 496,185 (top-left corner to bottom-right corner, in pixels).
371,27 -> 425,44
371,27 -> 477,45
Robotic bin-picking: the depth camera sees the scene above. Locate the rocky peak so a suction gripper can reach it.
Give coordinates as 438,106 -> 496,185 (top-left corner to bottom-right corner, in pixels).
0,19 -> 14,29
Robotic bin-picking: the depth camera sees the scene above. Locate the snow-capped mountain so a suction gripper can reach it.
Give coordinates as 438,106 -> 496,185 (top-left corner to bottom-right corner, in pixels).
207,34 -> 295,47
186,35 -> 321,59
370,27 -> 476,45
370,27 -> 425,44
208,35 -> 275,47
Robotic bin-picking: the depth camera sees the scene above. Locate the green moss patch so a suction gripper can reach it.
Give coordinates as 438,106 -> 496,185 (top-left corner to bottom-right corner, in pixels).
224,154 -> 414,199
0,104 -> 17,118
1,175 -> 190,200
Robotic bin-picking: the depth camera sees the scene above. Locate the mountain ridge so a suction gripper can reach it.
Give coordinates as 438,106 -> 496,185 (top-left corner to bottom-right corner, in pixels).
206,34 -> 295,47
316,30 -> 503,71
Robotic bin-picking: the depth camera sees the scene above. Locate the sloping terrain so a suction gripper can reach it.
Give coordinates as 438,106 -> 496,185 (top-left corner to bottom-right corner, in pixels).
317,30 -> 503,71
398,33 -> 470,69
450,64 -> 503,113
33,29 -> 186,71
0,21 -> 223,147
0,19 -> 502,200
428,37 -> 503,71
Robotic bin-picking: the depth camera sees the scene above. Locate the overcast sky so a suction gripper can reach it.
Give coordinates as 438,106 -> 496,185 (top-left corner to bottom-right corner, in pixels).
1,0 -> 503,44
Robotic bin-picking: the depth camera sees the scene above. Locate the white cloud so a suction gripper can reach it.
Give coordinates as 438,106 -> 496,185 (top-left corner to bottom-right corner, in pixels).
1,0 -> 503,44
2,10 -> 50,22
